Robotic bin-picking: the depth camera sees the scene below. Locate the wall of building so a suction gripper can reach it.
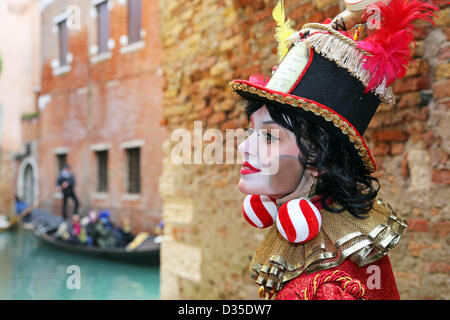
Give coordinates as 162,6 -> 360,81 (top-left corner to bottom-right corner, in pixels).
37,0 -> 167,233
158,0 -> 449,299
365,2 -> 450,299
0,0 -> 40,215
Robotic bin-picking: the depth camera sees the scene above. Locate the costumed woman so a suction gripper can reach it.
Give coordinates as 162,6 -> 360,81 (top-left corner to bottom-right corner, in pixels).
230,0 -> 438,300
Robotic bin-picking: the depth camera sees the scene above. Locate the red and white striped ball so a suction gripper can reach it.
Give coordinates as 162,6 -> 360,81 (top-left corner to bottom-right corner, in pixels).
242,195 -> 279,229
276,197 -> 322,243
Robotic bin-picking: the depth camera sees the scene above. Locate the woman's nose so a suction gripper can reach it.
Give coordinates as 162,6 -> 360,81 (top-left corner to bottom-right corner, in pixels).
238,132 -> 258,157
238,138 -> 248,157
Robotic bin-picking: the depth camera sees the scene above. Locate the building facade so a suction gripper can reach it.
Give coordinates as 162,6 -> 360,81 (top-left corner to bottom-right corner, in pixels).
14,0 -> 168,234
0,0 -> 40,216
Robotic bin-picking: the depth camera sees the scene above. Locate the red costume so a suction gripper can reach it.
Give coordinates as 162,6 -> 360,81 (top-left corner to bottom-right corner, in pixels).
276,256 -> 399,300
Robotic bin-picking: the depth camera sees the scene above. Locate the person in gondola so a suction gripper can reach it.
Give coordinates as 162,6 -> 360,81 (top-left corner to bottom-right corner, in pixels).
56,163 -> 80,220
115,218 -> 134,248
67,214 -> 82,244
55,221 -> 70,241
85,210 -> 98,246
230,0 -> 438,300
95,210 -> 117,249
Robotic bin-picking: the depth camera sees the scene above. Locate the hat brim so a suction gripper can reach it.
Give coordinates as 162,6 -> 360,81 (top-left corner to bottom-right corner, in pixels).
230,79 -> 376,173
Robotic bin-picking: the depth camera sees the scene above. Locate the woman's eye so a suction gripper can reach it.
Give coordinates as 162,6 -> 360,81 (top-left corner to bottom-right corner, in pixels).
266,132 -> 279,144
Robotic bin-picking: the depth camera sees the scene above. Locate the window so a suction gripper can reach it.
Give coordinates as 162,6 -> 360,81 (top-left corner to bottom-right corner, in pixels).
96,0 -> 110,53
56,153 -> 67,173
57,20 -> 68,66
96,150 -> 108,192
127,0 -> 141,44
126,147 -> 140,194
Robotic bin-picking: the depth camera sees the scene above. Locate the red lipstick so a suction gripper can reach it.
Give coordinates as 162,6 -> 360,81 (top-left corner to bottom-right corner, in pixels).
240,161 -> 261,175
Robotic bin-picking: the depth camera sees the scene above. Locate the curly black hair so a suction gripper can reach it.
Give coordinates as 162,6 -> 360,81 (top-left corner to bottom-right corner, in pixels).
245,99 -> 379,218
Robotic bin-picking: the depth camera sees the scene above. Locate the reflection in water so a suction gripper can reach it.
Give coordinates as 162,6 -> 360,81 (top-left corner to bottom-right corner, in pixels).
0,229 -> 159,299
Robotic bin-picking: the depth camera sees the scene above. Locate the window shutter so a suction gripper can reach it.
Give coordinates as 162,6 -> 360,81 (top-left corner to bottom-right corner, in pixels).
57,154 -> 67,173
97,1 -> 110,53
58,20 -> 68,65
96,151 -> 108,192
126,147 -> 141,194
127,0 -> 142,43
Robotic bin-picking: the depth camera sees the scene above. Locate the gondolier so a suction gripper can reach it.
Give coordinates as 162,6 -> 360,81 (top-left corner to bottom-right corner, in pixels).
231,0 -> 438,300
56,163 -> 80,220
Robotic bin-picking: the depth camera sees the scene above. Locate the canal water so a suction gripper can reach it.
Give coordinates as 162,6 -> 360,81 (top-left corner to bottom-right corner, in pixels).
0,228 -> 160,299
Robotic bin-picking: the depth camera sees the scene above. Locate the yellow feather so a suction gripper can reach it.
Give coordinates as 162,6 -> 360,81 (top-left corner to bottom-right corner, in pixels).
272,0 -> 285,25
272,0 -> 296,62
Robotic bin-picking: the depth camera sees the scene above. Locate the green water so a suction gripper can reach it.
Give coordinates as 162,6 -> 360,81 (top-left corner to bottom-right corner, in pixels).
0,228 -> 160,300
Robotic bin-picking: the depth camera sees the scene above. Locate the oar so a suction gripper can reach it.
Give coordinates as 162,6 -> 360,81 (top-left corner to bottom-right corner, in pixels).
0,202 -> 40,232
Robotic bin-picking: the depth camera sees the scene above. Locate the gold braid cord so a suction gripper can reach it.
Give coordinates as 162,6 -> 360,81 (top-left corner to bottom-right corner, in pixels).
300,23 -> 395,104
302,23 -> 370,54
301,269 -> 367,300
248,198 -> 407,295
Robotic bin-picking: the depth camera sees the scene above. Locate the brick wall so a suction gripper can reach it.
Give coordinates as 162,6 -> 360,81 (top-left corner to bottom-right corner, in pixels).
159,0 -> 449,299
364,2 -> 450,300
36,0 -> 167,233
158,0 -> 259,299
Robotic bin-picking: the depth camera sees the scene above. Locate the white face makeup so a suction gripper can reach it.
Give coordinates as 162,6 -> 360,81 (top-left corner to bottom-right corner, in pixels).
238,105 -> 304,197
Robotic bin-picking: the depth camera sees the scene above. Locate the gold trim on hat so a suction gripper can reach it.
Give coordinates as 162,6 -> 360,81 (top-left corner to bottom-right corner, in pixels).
229,81 -> 376,173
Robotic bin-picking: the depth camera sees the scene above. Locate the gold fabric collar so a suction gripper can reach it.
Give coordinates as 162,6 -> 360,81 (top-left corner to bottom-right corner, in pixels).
249,198 -> 407,293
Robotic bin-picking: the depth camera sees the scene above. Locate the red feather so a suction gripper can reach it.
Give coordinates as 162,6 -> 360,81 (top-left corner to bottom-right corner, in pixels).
358,0 -> 438,92
248,74 -> 269,87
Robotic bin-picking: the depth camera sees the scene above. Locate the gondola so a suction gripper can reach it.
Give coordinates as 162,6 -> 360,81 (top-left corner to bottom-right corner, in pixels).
29,208 -> 160,265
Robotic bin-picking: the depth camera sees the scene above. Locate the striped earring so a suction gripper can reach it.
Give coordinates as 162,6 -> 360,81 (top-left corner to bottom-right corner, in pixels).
242,194 -> 279,229
276,197 -> 322,244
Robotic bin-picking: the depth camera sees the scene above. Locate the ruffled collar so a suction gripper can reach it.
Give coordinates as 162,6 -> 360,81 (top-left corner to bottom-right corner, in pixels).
249,198 -> 407,294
